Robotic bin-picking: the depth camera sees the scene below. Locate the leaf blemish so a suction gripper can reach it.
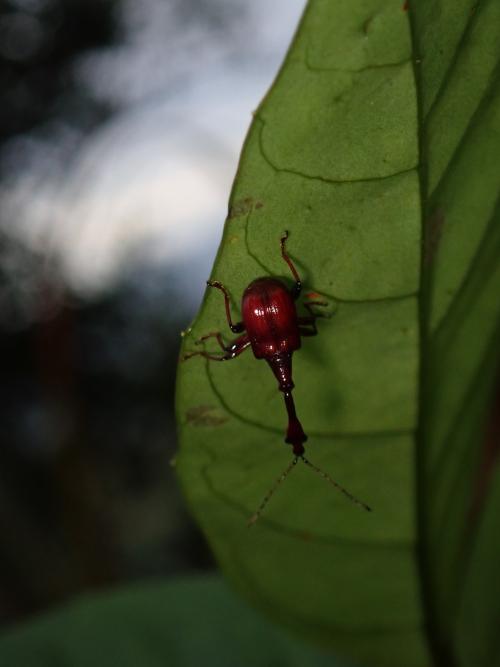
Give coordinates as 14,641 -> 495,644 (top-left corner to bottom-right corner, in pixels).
228,197 -> 263,220
362,16 -> 374,35
186,405 -> 228,427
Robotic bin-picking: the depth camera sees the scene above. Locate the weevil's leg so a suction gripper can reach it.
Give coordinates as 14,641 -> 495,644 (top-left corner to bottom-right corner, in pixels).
298,326 -> 317,337
298,316 -> 321,335
206,280 -> 245,333
280,231 -> 302,300
195,331 -> 227,351
298,301 -> 330,335
182,333 -> 250,362
303,300 -> 329,314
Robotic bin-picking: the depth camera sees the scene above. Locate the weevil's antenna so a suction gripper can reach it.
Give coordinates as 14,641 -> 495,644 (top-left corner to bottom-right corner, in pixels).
301,456 -> 372,512
248,457 -> 299,526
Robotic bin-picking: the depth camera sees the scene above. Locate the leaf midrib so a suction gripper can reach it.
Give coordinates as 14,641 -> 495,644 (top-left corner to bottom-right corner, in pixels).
404,6 -> 453,667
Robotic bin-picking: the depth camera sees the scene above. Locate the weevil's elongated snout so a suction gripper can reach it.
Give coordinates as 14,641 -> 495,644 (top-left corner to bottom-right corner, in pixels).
267,353 -> 307,456
284,391 -> 307,456
267,353 -> 294,392
266,354 -> 307,455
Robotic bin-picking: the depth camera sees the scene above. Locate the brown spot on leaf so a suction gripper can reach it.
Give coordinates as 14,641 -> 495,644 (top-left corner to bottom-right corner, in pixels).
186,405 -> 228,427
298,530 -> 313,542
403,1 -> 409,11
424,208 -> 445,265
228,197 -> 263,220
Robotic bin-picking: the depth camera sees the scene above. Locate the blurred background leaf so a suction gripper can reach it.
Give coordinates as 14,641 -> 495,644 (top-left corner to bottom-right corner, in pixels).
177,2 -> 500,667
0,575 -> 355,667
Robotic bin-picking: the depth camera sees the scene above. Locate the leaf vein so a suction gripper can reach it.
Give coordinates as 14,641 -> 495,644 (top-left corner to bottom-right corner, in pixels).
256,116 -> 418,186
430,191 -> 500,337
424,0 -> 491,120
203,358 -> 414,441
428,60 -> 500,199
242,204 -> 419,305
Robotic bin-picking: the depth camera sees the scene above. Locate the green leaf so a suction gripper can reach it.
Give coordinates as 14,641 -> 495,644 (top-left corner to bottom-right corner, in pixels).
412,0 -> 500,665
176,2 -> 500,666
0,576 -> 351,667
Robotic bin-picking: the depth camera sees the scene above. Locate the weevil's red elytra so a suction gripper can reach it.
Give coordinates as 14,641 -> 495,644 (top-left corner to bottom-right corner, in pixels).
183,231 -> 371,523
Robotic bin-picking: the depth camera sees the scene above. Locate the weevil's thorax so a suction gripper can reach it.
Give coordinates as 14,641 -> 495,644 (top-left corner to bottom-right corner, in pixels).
241,277 -> 301,359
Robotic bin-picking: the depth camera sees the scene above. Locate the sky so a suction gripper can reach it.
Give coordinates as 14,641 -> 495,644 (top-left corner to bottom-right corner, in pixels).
0,0 -> 306,308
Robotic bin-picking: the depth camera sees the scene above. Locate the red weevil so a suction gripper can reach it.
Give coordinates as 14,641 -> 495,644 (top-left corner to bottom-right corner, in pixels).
183,231 -> 371,523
